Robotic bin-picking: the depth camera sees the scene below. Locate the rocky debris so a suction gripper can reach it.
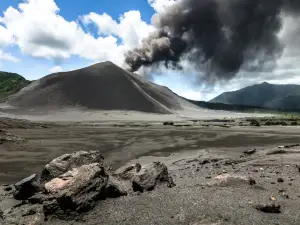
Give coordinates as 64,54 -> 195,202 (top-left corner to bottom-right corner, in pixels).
163,121 -> 174,126
211,174 -> 256,187
0,130 -> 26,144
249,119 -> 260,127
281,192 -> 290,199
115,163 -> 142,180
14,174 -> 39,200
244,148 -> 256,155
199,158 -> 220,165
0,198 -> 22,218
264,121 -> 287,126
283,144 -> 300,149
0,185 -> 15,200
266,149 -> 287,155
1,151 -> 175,223
200,159 -> 210,165
277,178 -> 284,183
249,177 -> 256,185
255,204 -> 281,213
223,158 -> 248,166
2,203 -> 44,225
132,162 -> 175,192
40,150 -> 106,183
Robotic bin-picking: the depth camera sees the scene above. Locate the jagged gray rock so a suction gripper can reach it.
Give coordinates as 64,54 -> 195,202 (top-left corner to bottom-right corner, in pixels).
40,150 -> 106,183
132,162 -> 175,192
115,163 -> 142,180
14,174 -> 39,200
105,175 -> 128,198
43,163 -> 108,219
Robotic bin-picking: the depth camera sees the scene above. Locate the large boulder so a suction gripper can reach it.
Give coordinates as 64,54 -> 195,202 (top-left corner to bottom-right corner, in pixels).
14,174 -> 39,200
43,163 -> 108,219
40,150 -> 106,183
132,162 -> 175,192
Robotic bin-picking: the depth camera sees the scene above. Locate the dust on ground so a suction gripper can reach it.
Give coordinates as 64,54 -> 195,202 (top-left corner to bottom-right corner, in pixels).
1,117 -> 300,225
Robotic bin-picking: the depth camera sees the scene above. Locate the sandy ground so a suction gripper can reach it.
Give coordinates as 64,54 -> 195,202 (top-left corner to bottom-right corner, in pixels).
0,106 -> 272,122
1,115 -> 300,225
2,120 -> 299,184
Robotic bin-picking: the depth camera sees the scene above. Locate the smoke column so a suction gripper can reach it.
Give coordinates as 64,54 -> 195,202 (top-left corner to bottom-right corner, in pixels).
125,0 -> 300,80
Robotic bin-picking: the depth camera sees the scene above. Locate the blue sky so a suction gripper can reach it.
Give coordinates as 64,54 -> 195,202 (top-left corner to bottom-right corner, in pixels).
0,0 -> 154,78
0,0 -> 300,101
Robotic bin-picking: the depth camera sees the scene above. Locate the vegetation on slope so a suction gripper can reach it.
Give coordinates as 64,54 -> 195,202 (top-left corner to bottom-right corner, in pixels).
210,82 -> 300,110
186,99 -> 300,115
0,72 -> 30,102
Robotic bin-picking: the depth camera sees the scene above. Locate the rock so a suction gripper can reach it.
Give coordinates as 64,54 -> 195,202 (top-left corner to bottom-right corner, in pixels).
115,163 -> 142,180
105,176 -> 128,198
249,177 -> 256,185
249,119 -> 260,127
0,185 -> 15,200
28,193 -> 49,204
281,192 -> 289,199
163,121 -> 174,126
244,148 -> 256,155
211,174 -> 255,187
41,150 -> 106,183
255,204 -> 281,213
132,162 -> 175,192
200,159 -> 210,165
284,144 -> 300,149
43,163 -> 108,219
14,174 -> 39,200
277,178 -> 284,183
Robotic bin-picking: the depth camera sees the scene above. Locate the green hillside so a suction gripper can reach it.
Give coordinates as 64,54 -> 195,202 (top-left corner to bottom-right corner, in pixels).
210,82 -> 300,110
0,72 -> 30,102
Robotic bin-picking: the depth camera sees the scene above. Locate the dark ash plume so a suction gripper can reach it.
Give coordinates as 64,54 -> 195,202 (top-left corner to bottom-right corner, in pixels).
125,0 -> 300,79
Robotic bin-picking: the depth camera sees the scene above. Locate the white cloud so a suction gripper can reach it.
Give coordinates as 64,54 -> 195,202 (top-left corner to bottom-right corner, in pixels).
0,50 -> 19,62
148,0 -> 178,13
82,10 -> 154,48
81,13 -> 118,36
0,0 -> 154,67
0,25 -> 14,47
49,65 -> 63,73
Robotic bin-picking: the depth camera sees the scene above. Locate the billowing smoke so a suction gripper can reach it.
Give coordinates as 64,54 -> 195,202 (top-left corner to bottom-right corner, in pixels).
125,0 -> 300,80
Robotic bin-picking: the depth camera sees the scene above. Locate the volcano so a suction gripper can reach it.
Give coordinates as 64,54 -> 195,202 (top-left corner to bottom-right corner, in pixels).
6,62 -> 188,114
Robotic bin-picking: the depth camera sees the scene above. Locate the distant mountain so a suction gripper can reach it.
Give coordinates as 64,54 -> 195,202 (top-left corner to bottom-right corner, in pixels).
210,82 -> 300,110
0,72 -> 30,102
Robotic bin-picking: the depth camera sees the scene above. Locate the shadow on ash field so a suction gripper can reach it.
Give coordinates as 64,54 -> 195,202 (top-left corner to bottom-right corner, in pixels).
1,117 -> 300,184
